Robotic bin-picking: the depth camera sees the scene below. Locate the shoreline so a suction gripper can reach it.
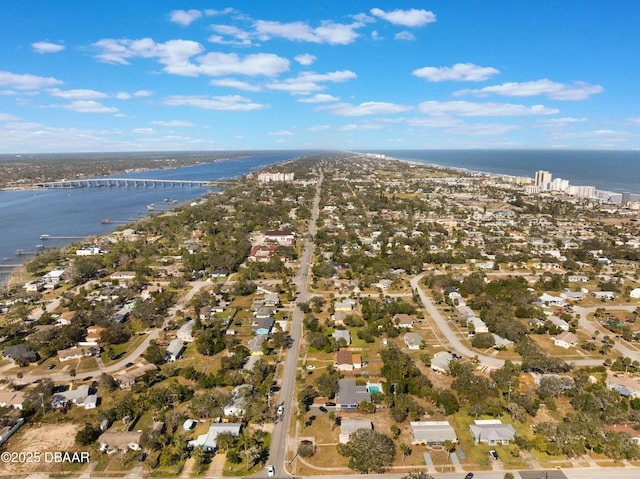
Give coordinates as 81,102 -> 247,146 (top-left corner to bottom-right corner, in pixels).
379,153 -> 623,197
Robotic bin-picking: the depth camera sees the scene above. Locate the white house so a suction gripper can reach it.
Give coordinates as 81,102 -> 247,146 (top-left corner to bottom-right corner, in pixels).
630,288 -> 640,299
470,420 -> 516,445
554,331 -> 578,349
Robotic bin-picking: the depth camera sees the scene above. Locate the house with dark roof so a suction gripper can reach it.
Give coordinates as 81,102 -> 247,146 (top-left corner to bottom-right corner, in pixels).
2,344 -> 38,364
336,379 -> 370,411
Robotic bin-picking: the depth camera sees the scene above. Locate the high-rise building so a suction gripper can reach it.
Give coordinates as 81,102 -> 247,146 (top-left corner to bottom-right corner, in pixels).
534,170 -> 552,187
622,192 -> 631,205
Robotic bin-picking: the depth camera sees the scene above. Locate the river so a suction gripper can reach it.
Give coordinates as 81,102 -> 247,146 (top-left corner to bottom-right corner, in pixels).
0,151 -> 302,284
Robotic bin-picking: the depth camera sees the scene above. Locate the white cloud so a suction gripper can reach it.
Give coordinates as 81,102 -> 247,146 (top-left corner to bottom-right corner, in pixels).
446,123 -> 520,136
552,129 -> 633,140
628,118 -> 640,125
407,116 -> 463,128
211,78 -> 262,92
268,130 -> 294,136
92,38 -> 204,76
418,100 -> 559,117
209,25 -> 253,46
93,39 -> 289,78
204,8 -> 235,16
49,88 -> 108,100
132,128 -> 156,134
267,70 -> 356,95
254,20 -> 363,45
294,54 -> 317,66
370,8 -> 436,27
0,113 -> 19,121
298,94 -> 340,103
32,41 -> 65,54
151,120 -> 194,127
164,94 -> 268,111
413,63 -> 500,82
395,31 -> 415,41
454,79 -> 604,100
371,30 -> 382,41
0,71 -> 63,90
169,9 -> 202,26
60,100 -> 119,113
539,117 -> 587,127
339,122 -> 384,131
323,101 -> 412,116
307,124 -> 331,131
198,52 -> 290,77
134,90 -> 153,97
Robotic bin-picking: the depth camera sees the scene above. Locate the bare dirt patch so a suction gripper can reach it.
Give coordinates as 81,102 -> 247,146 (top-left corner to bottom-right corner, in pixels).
1,423 -> 78,473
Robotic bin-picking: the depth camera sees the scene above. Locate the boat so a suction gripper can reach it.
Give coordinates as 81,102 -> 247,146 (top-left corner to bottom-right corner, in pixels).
101,218 -> 112,224
39,234 -> 50,240
147,204 -> 156,211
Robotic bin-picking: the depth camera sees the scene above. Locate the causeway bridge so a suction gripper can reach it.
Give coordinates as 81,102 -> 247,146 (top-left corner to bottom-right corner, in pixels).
33,178 -> 210,189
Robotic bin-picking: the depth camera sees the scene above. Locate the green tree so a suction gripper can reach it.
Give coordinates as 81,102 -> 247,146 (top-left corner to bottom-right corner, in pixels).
145,340 -> 166,365
337,429 -> 396,473
75,423 -> 101,445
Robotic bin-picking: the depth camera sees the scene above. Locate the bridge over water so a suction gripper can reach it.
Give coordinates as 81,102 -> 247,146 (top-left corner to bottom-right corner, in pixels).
33,178 -> 211,189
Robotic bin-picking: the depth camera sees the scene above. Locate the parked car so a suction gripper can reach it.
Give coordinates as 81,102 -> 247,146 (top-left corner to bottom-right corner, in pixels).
267,464 -> 275,477
489,450 -> 499,460
464,473 -> 474,479
319,406 -> 328,413
325,401 -> 336,407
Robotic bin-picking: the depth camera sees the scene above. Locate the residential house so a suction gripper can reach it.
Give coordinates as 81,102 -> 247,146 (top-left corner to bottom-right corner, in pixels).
604,425 -> 640,445
263,230 -> 296,246
223,385 -> 253,417
333,329 -> 352,345
58,346 -> 96,362
248,335 -> 267,356
492,334 -> 514,349
2,344 -> 38,364
188,423 -> 242,451
431,351 -> 454,373
113,362 -> 157,389
410,421 -> 458,446
539,293 -> 566,307
109,271 -> 136,281
546,315 -> 570,331
98,431 -> 142,453
177,319 -> 195,342
252,317 -> 274,335
404,332 -> 423,350
396,314 -> 415,329
334,350 -> 362,371
57,311 -> 75,325
554,331 -> 578,349
606,375 -> 640,398
166,339 -> 185,362
85,325 -> 106,345
467,316 -> 489,334
339,420 -> 373,444
592,291 -> 616,300
0,390 -> 26,409
334,299 -> 356,312
332,312 -> 346,325
470,420 -> 516,445
568,275 -> 589,283
52,385 -> 99,410
336,379 -> 371,411
254,307 -> 275,319
561,291 -> 586,301
263,293 -> 280,306
630,288 -> 640,299
248,244 -> 280,262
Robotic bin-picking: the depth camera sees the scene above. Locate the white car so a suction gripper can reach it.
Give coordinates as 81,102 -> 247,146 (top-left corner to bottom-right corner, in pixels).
267,464 -> 275,477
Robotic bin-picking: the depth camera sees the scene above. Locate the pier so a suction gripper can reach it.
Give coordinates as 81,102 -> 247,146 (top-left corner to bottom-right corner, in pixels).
32,178 -> 211,189
40,235 -> 86,240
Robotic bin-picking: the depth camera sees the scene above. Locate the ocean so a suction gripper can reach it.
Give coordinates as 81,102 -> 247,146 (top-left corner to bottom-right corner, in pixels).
0,151 -> 301,284
371,150 -> 640,195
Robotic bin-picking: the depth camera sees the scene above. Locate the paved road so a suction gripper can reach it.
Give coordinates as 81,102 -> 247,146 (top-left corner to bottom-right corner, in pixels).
410,274 -> 623,371
13,280 -> 212,383
264,171 -> 322,478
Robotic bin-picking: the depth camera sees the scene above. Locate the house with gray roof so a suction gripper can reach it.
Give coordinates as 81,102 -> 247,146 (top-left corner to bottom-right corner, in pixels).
252,317 -> 274,335
188,423 -> 242,452
336,379 -> 371,411
333,329 -> 352,345
166,339 -> 185,362
2,344 -> 38,364
470,420 -> 516,445
431,351 -> 454,373
404,332 -> 423,350
410,421 -> 457,446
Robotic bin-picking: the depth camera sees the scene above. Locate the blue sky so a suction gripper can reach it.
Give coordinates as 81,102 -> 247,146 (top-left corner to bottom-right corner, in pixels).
1,1 -> 639,153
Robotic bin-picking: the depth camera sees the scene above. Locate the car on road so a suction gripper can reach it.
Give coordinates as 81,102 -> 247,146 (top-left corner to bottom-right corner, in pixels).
277,404 -> 284,415
489,450 -> 499,460
325,401 -> 336,407
319,406 -> 328,413
464,473 -> 474,479
47,363 -> 56,369
267,464 -> 275,477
